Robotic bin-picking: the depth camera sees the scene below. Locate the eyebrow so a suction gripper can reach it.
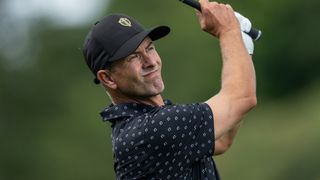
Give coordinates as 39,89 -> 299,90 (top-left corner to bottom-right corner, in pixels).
146,41 -> 154,48
132,41 -> 154,54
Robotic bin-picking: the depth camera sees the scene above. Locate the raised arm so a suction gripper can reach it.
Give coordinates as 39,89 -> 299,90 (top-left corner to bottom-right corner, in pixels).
196,0 -> 257,151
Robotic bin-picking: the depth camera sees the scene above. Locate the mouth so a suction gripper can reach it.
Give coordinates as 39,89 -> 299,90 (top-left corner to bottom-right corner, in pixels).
141,68 -> 159,77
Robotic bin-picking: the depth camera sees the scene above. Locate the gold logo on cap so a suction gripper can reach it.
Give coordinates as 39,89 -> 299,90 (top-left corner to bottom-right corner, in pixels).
118,18 -> 132,27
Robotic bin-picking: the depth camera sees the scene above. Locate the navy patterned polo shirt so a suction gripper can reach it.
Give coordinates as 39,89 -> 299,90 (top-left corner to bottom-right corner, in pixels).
100,100 -> 220,180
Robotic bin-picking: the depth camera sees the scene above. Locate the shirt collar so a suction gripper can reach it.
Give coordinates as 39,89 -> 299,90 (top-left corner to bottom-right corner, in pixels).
100,99 -> 172,122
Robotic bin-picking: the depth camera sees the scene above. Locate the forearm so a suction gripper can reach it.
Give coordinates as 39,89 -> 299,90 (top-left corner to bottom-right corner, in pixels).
219,30 -> 256,100
207,30 -> 256,139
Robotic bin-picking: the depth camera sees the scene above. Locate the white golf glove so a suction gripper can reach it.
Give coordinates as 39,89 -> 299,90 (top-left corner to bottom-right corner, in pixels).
235,12 -> 254,55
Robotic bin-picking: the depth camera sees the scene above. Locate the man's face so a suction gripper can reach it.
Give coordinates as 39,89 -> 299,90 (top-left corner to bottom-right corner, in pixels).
109,37 -> 164,98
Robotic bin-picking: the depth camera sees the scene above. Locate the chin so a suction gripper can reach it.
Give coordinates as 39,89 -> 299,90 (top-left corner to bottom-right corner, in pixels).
154,78 -> 164,90
145,84 -> 164,97
153,82 -> 164,94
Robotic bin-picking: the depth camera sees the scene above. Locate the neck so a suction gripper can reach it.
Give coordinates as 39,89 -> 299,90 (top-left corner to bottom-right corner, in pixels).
110,94 -> 165,107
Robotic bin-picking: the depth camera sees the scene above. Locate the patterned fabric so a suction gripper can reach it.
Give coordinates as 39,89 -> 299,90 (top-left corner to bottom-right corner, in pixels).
100,100 -> 220,180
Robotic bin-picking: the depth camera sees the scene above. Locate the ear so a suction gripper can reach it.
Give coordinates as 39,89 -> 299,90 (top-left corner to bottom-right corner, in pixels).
96,70 -> 117,89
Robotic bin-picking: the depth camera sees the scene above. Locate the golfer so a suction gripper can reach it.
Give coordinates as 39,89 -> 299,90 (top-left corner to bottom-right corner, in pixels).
82,0 -> 257,179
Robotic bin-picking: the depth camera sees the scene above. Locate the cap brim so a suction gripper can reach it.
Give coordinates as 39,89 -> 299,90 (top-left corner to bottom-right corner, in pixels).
109,25 -> 170,62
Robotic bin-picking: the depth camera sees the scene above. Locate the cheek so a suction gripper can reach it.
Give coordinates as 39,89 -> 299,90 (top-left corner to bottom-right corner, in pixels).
114,65 -> 142,85
154,52 -> 162,65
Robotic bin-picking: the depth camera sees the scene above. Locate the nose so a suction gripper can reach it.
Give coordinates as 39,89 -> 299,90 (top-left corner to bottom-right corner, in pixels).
141,52 -> 157,68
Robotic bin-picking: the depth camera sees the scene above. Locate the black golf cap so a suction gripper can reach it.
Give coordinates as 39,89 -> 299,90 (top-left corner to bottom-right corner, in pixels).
82,13 -> 170,84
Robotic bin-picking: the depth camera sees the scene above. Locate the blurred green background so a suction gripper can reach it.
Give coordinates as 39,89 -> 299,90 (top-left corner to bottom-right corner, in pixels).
1,0 -> 320,179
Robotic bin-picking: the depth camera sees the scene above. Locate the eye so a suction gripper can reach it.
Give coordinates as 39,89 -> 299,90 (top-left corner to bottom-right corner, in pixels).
126,54 -> 139,61
147,45 -> 155,52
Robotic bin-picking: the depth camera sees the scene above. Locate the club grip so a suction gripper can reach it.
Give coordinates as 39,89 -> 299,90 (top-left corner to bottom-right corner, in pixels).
179,0 -> 262,41
247,28 -> 262,41
179,0 -> 201,11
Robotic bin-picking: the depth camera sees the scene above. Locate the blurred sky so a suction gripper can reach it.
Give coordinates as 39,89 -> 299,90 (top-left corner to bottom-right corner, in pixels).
4,0 -> 109,26
0,0 -> 109,70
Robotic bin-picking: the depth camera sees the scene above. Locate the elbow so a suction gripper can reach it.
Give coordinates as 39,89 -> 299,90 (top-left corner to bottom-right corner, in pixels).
239,95 -> 257,115
249,95 -> 257,109
244,92 -> 257,110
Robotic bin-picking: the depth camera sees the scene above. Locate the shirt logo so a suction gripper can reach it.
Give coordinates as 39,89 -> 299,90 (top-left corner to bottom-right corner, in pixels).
118,18 -> 132,27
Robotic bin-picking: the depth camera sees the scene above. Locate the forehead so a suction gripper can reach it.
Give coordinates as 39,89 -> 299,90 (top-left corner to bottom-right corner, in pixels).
137,36 -> 153,49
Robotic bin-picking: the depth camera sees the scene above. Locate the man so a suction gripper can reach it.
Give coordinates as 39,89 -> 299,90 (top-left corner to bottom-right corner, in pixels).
82,0 -> 256,179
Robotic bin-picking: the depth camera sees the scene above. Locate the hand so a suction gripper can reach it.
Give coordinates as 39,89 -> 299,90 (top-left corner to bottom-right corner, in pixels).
196,0 -> 240,38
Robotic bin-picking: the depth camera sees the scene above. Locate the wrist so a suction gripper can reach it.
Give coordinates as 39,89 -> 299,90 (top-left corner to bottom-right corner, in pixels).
219,28 -> 242,41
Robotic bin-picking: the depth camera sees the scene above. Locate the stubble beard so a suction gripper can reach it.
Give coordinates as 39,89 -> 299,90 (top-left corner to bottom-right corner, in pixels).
117,75 -> 165,100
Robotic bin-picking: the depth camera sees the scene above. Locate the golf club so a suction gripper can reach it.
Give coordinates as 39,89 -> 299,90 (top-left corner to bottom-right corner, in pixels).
179,0 -> 262,40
